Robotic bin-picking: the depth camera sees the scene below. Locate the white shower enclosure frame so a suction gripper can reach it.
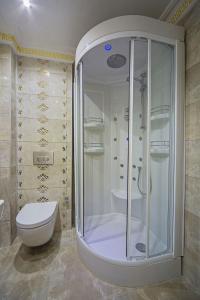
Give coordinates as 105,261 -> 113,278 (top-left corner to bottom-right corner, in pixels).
74,16 -> 185,286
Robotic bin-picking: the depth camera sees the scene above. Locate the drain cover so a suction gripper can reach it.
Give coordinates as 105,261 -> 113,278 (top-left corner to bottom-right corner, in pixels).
136,242 -> 146,253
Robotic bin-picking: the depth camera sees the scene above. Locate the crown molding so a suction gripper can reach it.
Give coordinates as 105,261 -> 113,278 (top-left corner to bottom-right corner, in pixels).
0,32 -> 75,63
160,0 -> 198,24
159,0 -> 180,20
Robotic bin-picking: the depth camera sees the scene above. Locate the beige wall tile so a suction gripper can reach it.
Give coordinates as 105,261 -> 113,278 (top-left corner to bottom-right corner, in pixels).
0,115 -> 11,141
17,56 -> 68,74
185,101 -> 200,140
184,211 -> 200,291
0,141 -> 10,168
185,21 -> 200,70
17,118 -> 67,143
18,165 -> 66,189
17,94 -> 67,120
0,221 -> 11,247
0,86 -> 10,114
185,140 -> 200,178
0,57 -> 11,79
185,175 -> 200,218
0,45 -> 17,248
184,2 -> 200,293
0,45 -> 12,58
186,63 -> 200,106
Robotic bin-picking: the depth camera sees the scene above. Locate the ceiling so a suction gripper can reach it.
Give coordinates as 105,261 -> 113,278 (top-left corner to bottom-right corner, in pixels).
83,37 -> 147,84
0,0 -> 173,56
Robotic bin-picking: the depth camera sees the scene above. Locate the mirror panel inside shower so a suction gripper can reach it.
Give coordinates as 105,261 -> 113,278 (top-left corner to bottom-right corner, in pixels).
79,37 -> 175,261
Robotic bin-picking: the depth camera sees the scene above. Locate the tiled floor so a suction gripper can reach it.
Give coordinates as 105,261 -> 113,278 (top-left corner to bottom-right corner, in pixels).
0,230 -> 199,300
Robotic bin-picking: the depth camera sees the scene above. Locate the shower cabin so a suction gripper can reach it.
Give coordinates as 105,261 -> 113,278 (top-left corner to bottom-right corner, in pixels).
74,16 -> 185,286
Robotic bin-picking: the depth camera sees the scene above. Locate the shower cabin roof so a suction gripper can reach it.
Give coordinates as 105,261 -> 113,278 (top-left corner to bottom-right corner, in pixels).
76,15 -> 184,65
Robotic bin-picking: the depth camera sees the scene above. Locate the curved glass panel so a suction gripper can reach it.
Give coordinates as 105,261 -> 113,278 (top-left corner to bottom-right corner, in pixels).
76,37 -> 175,262
148,41 -> 175,257
82,38 -> 130,261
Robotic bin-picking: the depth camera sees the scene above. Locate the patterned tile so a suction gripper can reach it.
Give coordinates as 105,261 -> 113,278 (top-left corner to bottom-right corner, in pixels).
37,127 -> 48,135
38,103 -> 48,112
37,173 -> 49,182
16,56 -> 72,231
37,185 -> 48,194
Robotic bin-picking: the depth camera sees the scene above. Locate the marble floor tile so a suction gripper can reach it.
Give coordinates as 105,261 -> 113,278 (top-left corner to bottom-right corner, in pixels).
0,229 -> 199,300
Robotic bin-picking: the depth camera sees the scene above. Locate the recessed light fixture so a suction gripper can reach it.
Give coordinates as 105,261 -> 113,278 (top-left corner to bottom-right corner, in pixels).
22,0 -> 31,8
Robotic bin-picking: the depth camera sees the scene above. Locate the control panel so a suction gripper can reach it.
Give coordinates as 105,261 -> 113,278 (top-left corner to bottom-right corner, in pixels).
33,151 -> 54,165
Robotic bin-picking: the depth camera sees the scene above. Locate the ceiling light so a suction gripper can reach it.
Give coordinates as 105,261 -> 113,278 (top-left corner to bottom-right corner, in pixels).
22,0 -> 31,8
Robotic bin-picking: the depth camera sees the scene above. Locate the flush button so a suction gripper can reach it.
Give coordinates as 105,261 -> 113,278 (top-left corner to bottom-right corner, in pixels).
33,151 -> 54,165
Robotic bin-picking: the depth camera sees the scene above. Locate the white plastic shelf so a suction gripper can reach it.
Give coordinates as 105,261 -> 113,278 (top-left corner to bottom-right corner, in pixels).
151,112 -> 169,121
84,117 -> 104,130
84,143 -> 104,155
84,122 -> 104,130
150,141 -> 169,156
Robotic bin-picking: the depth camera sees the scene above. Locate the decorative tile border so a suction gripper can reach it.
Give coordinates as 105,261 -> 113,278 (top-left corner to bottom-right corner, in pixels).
166,0 -> 198,24
0,32 -> 74,63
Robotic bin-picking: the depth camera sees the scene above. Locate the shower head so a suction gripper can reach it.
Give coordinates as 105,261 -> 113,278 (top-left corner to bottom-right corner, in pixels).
107,54 -> 126,68
126,72 -> 147,92
134,72 -> 147,83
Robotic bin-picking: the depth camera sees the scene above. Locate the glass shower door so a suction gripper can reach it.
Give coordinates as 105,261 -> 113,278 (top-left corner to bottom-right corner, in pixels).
127,39 -> 175,260
148,41 -> 175,257
81,38 -> 130,260
127,38 -> 148,259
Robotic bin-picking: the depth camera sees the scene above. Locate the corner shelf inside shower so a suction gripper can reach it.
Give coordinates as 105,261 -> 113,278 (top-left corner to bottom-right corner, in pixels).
84,116 -> 104,154
150,141 -> 169,156
84,143 -> 104,155
84,117 -> 104,130
150,105 -> 170,122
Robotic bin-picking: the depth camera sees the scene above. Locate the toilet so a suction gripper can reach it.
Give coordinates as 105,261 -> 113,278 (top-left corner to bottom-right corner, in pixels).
16,201 -> 58,247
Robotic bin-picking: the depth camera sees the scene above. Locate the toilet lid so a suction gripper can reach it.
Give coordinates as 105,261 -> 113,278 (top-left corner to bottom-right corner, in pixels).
16,201 -> 58,229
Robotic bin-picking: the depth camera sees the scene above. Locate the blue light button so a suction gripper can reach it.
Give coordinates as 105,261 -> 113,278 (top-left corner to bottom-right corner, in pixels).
104,43 -> 112,51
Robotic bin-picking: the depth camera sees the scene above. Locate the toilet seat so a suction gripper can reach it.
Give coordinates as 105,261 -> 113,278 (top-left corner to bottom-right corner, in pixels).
16,201 -> 58,229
